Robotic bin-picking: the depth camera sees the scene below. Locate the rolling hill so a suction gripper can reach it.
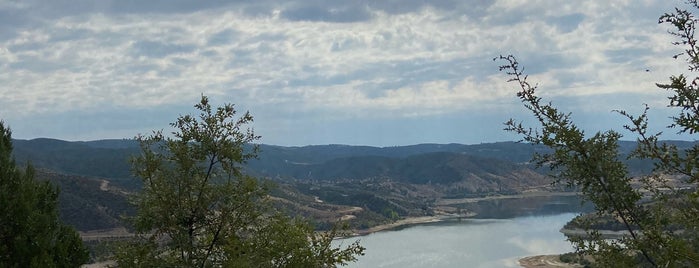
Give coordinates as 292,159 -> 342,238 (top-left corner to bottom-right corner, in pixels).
12,138 -> 684,232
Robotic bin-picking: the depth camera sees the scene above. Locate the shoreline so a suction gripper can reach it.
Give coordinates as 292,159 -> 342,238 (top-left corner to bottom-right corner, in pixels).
518,254 -> 581,268
353,216 -> 442,236
351,190 -> 578,236
349,190 -> 579,237
351,213 -> 475,236
436,191 -> 579,206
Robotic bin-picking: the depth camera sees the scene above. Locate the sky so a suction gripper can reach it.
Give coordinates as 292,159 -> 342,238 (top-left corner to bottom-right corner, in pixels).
0,0 -> 694,146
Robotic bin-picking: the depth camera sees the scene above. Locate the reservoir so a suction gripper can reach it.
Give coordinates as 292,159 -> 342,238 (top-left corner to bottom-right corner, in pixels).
336,195 -> 587,267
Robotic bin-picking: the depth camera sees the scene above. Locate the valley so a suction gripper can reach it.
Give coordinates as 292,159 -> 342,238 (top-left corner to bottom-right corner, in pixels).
12,138 -> 682,266
13,139 -> 568,235
14,138 -> 675,236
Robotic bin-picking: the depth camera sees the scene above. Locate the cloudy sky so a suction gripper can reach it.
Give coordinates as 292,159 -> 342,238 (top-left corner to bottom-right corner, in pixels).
0,0 -> 692,146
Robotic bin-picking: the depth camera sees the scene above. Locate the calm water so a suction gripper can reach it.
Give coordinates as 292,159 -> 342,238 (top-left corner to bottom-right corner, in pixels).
336,212 -> 579,268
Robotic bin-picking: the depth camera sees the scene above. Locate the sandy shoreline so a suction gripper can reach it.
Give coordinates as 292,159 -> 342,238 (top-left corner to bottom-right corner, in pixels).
518,255 -> 581,268
353,216 -> 443,235
351,213 -> 476,236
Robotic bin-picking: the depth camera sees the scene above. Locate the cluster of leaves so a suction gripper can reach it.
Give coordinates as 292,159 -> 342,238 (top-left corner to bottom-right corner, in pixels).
0,122 -> 89,267
115,96 -> 363,267
496,2 -> 699,266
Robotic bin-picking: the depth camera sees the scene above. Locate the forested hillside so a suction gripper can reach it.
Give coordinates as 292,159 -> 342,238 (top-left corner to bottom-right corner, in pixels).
36,170 -> 133,231
12,138 -> 691,232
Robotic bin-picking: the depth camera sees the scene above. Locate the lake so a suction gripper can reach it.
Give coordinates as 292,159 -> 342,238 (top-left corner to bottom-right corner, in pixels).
336,195 -> 587,267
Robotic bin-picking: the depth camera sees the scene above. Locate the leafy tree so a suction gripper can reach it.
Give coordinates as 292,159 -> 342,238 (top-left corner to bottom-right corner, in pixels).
115,96 -> 363,267
495,2 -> 699,266
0,121 -> 89,267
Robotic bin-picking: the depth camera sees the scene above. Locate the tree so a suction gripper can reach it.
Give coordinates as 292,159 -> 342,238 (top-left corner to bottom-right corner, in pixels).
115,96 -> 363,267
495,2 -> 699,266
0,121 -> 89,267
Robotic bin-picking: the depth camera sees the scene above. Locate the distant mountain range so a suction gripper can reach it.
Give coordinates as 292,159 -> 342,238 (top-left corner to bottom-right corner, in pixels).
9,138 -> 694,231
12,138 -> 686,182
12,138 -> 551,180
12,138 -> 138,185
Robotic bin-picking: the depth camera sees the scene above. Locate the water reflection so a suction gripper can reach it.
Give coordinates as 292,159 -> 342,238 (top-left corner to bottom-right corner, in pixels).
337,196 -> 589,268
338,213 -> 577,268
458,195 -> 593,219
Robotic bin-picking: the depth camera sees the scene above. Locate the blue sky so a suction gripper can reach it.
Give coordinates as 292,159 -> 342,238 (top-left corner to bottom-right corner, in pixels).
0,0 -> 692,146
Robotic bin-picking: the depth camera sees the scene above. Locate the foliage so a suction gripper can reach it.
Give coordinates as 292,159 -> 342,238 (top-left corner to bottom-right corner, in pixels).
495,2 -> 699,266
114,96 -> 363,267
0,121 -> 89,267
559,252 -> 591,267
223,215 -> 363,267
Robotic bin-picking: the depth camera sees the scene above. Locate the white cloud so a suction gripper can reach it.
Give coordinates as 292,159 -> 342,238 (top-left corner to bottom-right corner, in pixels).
0,0 -> 690,144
